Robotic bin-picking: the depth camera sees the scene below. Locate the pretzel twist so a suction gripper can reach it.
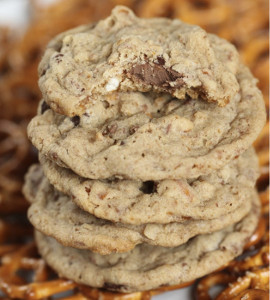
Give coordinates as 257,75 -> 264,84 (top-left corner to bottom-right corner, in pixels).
216,268 -> 269,300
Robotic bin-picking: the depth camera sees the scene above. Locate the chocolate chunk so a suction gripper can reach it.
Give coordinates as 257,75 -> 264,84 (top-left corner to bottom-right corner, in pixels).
41,101 -> 50,114
102,123 -> 118,137
85,187 -> 91,195
41,69 -> 47,76
140,181 -> 157,194
157,56 -> 165,65
53,194 -> 60,201
129,62 -> 184,89
103,282 -> 127,291
51,152 -> 58,160
129,125 -> 140,135
71,116 -> 80,127
55,53 -> 64,63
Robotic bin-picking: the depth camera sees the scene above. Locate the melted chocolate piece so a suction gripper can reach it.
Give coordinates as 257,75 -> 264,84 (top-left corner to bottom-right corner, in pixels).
41,101 -> 50,114
157,56 -> 165,65
102,282 -> 127,291
140,181 -> 157,194
102,123 -> 118,137
71,116 -> 80,127
85,187 -> 91,195
129,62 -> 184,88
55,53 -> 64,63
129,125 -> 139,135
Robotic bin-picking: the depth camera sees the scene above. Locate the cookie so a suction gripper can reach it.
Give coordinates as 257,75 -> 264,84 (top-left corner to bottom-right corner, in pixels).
35,193 -> 260,292
38,6 -> 240,117
24,166 -> 254,254
28,65 -> 265,180
39,148 -> 259,224
23,164 -> 44,203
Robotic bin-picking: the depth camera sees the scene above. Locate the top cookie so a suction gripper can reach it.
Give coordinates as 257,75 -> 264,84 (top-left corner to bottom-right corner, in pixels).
38,6 -> 240,117
28,65 -> 266,180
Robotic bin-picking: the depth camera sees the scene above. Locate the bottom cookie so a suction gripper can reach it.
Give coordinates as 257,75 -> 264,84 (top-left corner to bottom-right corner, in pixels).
35,194 -> 260,293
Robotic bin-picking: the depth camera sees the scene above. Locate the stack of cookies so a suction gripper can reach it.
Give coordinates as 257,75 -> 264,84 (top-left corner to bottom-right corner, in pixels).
23,7 -> 266,292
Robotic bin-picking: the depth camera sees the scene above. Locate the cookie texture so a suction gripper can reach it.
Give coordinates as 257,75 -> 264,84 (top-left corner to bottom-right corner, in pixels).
24,165 -> 254,254
23,6 -> 266,293
39,148 -> 258,224
35,193 -> 260,292
38,6 -> 240,117
28,65 -> 266,180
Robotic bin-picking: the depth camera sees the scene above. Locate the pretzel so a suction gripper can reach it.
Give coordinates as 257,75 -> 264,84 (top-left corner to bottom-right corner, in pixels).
0,243 -> 77,299
195,267 -> 270,300
259,188 -> 269,217
254,122 -> 269,168
243,217 -> 267,250
195,272 -> 236,300
136,0 -> 231,28
229,245 -> 269,272
216,268 -> 269,300
0,120 -> 31,215
195,183 -> 269,299
0,120 -> 29,174
0,219 -> 32,243
0,238 -> 194,300
0,212 -> 266,300
227,289 -> 269,300
195,209 -> 269,299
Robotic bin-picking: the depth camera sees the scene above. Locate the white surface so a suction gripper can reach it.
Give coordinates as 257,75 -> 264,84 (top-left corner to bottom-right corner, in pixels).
0,2 -> 194,299
153,286 -> 192,299
0,0 -> 29,29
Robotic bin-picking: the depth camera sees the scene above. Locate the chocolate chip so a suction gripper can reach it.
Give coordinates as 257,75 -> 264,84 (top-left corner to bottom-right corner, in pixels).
102,282 -> 127,291
128,62 -> 184,89
129,125 -> 139,135
140,181 -> 157,194
41,101 -> 50,114
53,194 -> 60,201
102,123 -> 118,137
41,69 -> 46,76
182,263 -> 187,267
85,187 -> 91,195
71,116 -> 80,127
51,152 -> 58,160
182,216 -> 192,220
55,53 -> 64,63
157,56 -> 165,65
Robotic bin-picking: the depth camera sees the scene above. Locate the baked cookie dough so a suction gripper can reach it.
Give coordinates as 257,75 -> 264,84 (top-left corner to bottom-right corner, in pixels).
35,193 -> 260,292
38,6 -> 240,117
24,165 -> 254,254
39,148 -> 258,224
28,65 -> 265,180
